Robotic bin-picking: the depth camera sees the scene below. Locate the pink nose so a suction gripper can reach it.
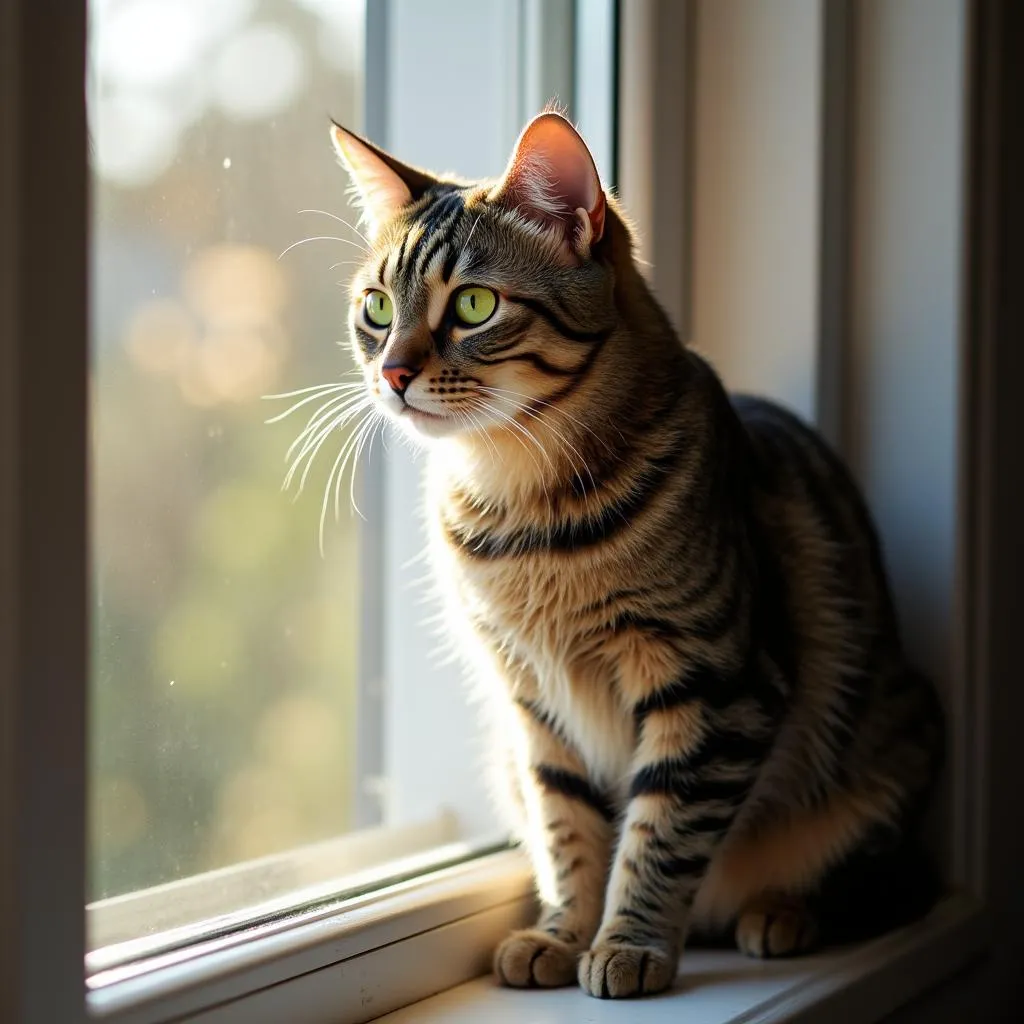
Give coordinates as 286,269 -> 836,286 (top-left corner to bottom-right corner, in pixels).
381,364 -> 419,396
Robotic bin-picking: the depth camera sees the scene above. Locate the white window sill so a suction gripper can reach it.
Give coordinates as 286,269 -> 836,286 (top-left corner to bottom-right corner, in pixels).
86,842 -> 986,1024
372,893 -> 988,1024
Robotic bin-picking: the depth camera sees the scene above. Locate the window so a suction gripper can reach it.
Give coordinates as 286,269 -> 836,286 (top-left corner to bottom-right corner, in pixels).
85,0 -> 498,959
3,1 -> 1019,1023
82,0 -> 612,1016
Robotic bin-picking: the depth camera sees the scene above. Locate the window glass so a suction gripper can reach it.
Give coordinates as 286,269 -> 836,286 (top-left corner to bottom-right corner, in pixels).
86,0 -> 615,968
88,0 -> 374,934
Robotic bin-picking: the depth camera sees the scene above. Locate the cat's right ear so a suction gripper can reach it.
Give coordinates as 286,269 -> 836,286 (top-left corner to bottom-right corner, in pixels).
329,122 -> 436,236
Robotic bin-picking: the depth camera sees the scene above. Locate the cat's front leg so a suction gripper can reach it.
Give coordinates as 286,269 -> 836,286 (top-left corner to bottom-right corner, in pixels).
493,696 -> 616,989
579,660 -> 772,999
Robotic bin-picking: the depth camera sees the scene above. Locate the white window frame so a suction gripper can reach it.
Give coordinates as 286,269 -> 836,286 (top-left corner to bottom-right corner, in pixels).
3,0 -> 1019,1022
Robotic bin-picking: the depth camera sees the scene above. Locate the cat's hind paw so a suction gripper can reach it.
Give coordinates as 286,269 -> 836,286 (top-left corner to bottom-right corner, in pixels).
577,942 -> 676,999
493,929 -> 578,988
735,895 -> 819,958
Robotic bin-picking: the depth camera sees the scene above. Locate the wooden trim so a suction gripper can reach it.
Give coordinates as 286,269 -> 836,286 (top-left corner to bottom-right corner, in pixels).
0,2 -> 89,1023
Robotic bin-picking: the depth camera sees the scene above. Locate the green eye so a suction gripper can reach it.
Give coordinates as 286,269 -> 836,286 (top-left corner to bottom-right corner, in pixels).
454,286 -> 497,326
364,290 -> 393,327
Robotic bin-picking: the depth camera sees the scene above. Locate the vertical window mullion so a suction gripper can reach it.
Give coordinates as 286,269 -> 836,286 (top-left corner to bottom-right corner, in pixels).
573,0 -> 619,188
520,0 -> 576,124
617,0 -> 692,338
352,0 -> 391,831
814,0 -> 853,449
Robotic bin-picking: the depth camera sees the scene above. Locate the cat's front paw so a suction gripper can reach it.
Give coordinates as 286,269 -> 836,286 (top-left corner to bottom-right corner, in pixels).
493,929 -> 578,988
577,942 -> 677,999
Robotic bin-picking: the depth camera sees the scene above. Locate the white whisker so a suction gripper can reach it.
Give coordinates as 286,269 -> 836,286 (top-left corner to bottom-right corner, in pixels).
297,208 -> 371,249
285,392 -> 369,462
346,412 -> 383,519
263,376 -> 360,401
264,382 -> 365,424
278,235 -> 368,261
334,411 -> 376,521
468,397 -> 547,486
286,398 -> 371,495
318,422 -> 357,556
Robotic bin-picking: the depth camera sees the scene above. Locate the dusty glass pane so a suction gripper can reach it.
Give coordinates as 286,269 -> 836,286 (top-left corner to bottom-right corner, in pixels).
87,0 -> 369,909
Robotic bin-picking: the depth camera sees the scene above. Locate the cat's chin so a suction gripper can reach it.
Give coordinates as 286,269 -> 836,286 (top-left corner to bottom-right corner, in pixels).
394,404 -> 467,441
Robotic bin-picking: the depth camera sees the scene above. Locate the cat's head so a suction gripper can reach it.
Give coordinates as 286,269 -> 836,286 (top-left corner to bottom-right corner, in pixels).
331,112 -> 620,445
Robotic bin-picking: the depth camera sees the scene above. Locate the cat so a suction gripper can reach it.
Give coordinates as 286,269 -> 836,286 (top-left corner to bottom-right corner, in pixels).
325,110 -> 943,1000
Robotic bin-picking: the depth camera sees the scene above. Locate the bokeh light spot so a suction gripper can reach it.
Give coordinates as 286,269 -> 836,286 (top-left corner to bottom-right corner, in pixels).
91,93 -> 180,188
213,23 -> 306,122
124,298 -> 197,375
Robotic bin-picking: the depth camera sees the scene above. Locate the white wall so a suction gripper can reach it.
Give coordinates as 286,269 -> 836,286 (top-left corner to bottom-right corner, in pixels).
689,0 -> 825,423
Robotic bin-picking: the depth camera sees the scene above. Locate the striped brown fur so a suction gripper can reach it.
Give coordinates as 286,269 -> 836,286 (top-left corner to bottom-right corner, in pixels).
328,112 -> 943,999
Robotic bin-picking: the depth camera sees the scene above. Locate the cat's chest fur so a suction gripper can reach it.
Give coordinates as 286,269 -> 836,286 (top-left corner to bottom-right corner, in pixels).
429,479 -> 637,792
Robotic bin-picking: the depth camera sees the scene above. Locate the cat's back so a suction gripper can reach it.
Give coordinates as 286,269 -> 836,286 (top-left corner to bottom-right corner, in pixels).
729,391 -> 900,643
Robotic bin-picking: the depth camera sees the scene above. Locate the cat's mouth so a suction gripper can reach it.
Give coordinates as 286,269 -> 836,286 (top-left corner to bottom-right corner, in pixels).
397,400 -> 464,439
373,384 -> 467,439
402,403 -> 445,424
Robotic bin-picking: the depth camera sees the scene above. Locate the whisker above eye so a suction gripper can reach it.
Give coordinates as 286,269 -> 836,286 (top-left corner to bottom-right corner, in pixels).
297,208 -> 372,249
278,235 -> 369,261
455,213 -> 484,273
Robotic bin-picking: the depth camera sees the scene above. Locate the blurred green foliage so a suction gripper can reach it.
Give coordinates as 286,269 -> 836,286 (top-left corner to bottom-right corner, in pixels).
89,0 -> 369,903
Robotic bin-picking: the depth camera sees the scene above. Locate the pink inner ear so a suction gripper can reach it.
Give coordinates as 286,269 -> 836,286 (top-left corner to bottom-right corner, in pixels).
500,114 -> 605,244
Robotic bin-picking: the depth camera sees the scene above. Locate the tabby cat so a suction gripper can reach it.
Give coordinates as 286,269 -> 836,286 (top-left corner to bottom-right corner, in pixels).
324,112 -> 942,999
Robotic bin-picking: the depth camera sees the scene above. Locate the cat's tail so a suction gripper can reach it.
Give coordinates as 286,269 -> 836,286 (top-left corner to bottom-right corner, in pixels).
816,828 -> 943,945
818,664 -> 946,944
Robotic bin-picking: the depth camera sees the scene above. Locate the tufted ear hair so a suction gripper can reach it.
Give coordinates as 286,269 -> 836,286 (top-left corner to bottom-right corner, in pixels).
329,121 -> 439,236
488,111 -> 606,258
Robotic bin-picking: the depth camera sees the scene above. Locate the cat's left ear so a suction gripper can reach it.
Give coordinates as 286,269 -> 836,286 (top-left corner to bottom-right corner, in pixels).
330,122 -> 437,235
490,112 -> 606,258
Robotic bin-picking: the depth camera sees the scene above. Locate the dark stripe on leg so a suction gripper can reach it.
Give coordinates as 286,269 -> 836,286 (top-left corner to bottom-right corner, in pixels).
534,764 -> 615,822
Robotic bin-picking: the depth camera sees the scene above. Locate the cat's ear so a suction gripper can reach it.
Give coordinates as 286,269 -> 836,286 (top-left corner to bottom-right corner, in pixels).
329,122 -> 437,235
489,112 -> 606,257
